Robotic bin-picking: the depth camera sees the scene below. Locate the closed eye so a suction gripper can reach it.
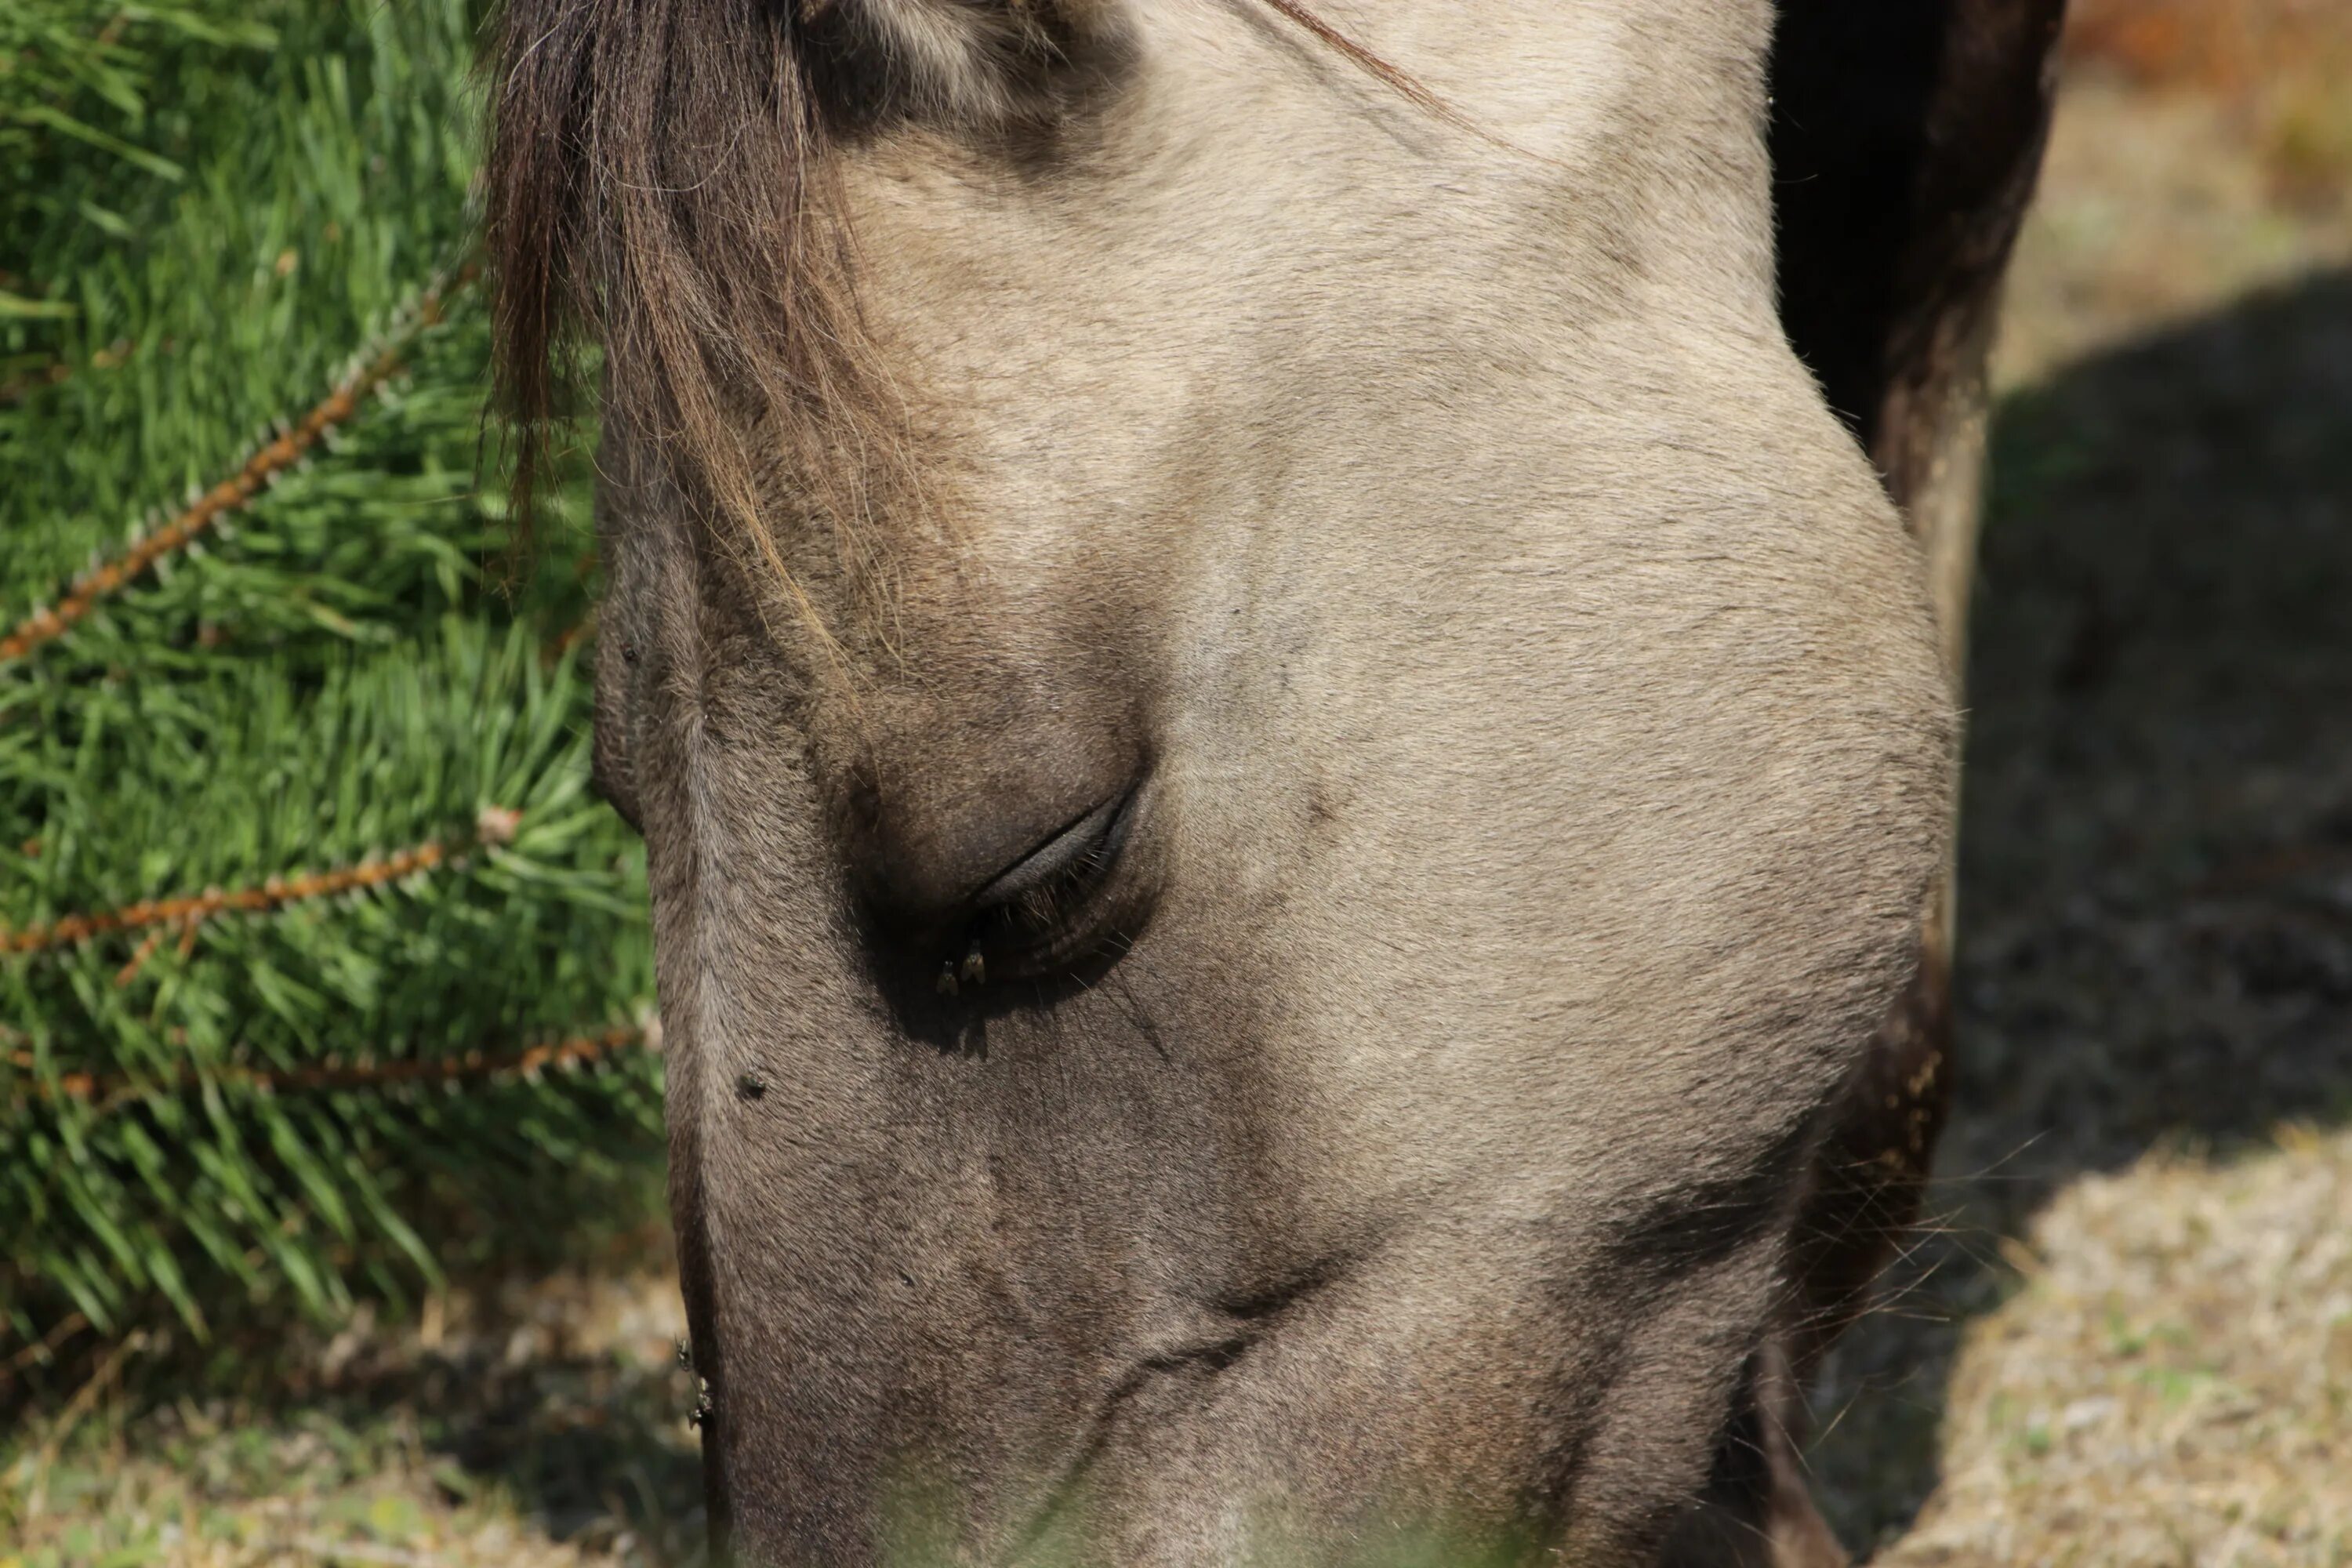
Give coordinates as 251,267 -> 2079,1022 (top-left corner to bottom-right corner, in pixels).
956,785 -> 1142,982
973,791 -> 1130,911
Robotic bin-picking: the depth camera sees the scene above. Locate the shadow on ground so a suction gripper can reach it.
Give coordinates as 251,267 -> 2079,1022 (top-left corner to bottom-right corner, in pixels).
320,1317 -> 705,1555
3,1256 -> 706,1567
1810,267 -> 2352,1549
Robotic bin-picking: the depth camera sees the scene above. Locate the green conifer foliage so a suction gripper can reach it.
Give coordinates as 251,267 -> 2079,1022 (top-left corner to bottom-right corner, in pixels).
2,1 -> 659,1346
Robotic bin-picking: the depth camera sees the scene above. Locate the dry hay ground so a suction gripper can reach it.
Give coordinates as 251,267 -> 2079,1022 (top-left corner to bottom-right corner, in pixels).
1808,3 -> 2352,1560
8,6 -> 2352,1566
2,1259 -> 702,1567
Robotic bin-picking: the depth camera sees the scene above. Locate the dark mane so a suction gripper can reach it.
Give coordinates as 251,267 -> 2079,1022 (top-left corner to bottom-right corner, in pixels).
483,0 -> 1446,552
486,0 -> 879,553
482,0 -> 1449,583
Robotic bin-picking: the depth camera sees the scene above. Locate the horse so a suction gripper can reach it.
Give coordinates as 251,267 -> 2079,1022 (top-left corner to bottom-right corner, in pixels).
485,0 -> 2062,1560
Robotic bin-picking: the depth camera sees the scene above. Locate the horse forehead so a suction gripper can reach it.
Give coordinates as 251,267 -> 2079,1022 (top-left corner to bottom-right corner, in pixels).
836,0 -> 1782,376
789,0 -> 1822,655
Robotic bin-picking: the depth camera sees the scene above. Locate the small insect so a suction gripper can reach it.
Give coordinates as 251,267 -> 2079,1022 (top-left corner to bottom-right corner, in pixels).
960,948 -> 985,985
935,962 -> 959,997
737,1070 -> 767,1101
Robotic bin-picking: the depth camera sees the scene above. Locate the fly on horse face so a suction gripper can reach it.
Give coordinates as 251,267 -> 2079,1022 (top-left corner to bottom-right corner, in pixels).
487,0 -> 2061,1561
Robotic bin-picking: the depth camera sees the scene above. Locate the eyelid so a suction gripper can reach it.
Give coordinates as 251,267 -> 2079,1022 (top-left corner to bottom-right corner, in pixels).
971,790 -> 1130,911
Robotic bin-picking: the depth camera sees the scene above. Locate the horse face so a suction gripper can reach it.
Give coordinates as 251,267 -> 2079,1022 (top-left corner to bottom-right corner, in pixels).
560,0 -> 1955,1559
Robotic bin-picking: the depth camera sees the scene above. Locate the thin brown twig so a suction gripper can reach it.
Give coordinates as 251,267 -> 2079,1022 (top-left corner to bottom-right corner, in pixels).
24,1327 -> 150,1514
110,926 -> 169,989
0,263 -> 479,666
3,1310 -> 89,1378
1,804 -> 518,959
8,1020 -> 658,1110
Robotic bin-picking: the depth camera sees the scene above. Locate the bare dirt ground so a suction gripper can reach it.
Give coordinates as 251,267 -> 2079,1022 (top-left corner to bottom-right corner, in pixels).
6,9 -> 2350,1566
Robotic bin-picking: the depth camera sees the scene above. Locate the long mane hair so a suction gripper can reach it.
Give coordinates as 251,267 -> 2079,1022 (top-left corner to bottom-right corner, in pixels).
487,0 -> 879,569
483,0 -> 1430,561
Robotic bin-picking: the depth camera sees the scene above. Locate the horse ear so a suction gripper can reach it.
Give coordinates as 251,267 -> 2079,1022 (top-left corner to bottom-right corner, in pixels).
806,0 -> 1131,126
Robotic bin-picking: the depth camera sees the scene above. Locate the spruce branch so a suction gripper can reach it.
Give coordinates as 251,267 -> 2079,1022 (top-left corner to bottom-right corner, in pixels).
9,1018 -> 659,1112
3,0 -> 647,1340
0,261 -> 481,666
2,804 -> 521,958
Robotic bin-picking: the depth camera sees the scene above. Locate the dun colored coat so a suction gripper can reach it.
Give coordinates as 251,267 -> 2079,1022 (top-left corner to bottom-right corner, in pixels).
487,1 -> 2063,1561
